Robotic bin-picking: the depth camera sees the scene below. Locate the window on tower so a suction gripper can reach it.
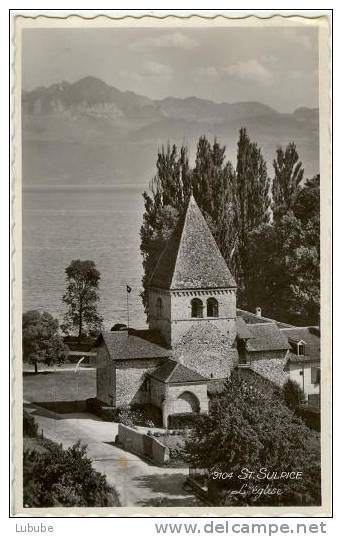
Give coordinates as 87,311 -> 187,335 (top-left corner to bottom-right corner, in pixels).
191,298 -> 203,318
207,297 -> 219,317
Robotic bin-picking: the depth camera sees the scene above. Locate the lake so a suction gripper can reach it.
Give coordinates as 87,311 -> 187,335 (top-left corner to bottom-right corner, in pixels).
22,186 -> 148,330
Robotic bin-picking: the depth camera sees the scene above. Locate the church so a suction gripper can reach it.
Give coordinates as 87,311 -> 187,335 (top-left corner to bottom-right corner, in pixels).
96,196 -> 320,425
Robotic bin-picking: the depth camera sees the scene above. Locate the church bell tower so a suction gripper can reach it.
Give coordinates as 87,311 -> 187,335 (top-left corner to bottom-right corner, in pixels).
148,196 -> 237,348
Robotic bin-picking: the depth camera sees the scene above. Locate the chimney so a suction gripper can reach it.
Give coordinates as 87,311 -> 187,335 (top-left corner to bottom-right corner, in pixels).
255,306 -> 262,317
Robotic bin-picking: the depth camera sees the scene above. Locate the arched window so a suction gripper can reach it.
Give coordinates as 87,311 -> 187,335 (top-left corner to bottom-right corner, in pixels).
156,297 -> 163,318
207,297 -> 219,317
191,298 -> 203,318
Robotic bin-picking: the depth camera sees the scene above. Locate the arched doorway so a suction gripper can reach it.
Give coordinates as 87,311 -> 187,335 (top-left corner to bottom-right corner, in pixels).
173,391 -> 200,414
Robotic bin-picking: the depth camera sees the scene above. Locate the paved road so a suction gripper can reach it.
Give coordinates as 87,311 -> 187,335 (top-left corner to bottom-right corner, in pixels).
24,401 -> 199,507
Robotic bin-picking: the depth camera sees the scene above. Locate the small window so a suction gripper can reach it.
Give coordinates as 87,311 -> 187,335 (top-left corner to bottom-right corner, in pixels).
311,367 -> 320,385
156,297 -> 163,318
191,298 -> 203,318
207,297 -> 219,317
298,343 -> 305,356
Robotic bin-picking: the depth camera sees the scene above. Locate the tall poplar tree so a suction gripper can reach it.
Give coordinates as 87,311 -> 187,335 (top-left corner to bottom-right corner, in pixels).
235,128 -> 271,296
140,144 -> 191,312
272,142 -> 304,218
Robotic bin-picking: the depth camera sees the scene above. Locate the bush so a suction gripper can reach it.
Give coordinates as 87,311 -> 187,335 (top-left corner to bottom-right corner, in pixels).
23,411 -> 38,438
183,376 -> 321,506
168,413 -> 205,429
23,440 -> 120,507
86,399 -> 162,426
282,378 -> 305,410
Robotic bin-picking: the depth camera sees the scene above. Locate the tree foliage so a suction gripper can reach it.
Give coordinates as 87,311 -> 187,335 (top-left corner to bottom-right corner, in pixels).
272,142 -> 304,218
236,128 -> 271,236
140,131 -> 271,311
282,379 -> 305,410
140,144 -> 191,311
140,133 -> 319,325
182,376 -> 321,506
235,128 -> 271,294
22,310 -> 67,373
23,440 -> 120,507
243,176 -> 320,325
61,259 -> 103,339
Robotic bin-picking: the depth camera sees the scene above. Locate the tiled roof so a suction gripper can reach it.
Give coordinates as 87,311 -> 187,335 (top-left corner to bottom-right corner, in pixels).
237,309 -> 294,329
285,353 -> 319,366
245,323 -> 290,352
173,322 -> 239,374
97,329 -> 172,360
150,195 -> 236,290
236,316 -> 254,339
281,327 -> 320,363
149,359 -> 208,384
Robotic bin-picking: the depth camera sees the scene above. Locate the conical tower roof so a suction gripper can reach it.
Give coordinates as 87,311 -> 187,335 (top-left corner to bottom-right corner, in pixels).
149,195 -> 236,290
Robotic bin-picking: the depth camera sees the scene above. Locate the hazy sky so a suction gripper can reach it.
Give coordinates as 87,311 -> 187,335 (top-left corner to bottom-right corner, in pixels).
22,27 -> 318,112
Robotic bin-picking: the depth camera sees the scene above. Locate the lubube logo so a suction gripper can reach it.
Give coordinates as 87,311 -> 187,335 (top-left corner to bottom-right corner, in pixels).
16,524 -> 54,533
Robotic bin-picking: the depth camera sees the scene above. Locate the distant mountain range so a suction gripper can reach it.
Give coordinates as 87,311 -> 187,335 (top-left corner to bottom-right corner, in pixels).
22,76 -> 319,187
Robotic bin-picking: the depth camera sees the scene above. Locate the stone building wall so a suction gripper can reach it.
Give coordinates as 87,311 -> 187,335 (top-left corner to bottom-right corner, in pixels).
248,350 -> 288,362
170,289 -> 236,347
148,288 -> 172,346
167,383 -> 209,414
148,287 -> 236,348
150,376 -> 166,407
115,357 -> 166,406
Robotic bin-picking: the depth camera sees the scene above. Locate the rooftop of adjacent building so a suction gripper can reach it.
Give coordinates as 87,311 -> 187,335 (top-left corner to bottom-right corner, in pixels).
149,359 -> 208,384
96,328 -> 171,360
281,326 -> 320,364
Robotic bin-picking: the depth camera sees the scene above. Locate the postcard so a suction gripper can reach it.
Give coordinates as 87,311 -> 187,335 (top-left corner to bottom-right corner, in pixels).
11,11 -> 331,517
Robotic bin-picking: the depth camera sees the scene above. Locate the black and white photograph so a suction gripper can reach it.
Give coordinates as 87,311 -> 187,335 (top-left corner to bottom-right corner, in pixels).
11,12 -> 331,516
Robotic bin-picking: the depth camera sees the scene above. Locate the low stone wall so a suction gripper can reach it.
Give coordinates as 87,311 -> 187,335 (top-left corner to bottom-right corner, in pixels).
117,423 -> 169,465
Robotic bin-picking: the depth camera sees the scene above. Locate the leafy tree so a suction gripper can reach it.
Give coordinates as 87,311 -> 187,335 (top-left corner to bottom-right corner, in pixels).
282,379 -> 305,410
22,310 -> 67,373
235,128 -> 271,297
192,136 -> 238,273
61,260 -> 103,340
140,143 -> 191,312
182,376 -> 321,506
244,165 -> 320,326
272,142 -> 304,218
293,174 -> 320,223
23,440 -> 120,507
236,128 -> 271,237
140,133 -> 318,326
243,210 -> 320,325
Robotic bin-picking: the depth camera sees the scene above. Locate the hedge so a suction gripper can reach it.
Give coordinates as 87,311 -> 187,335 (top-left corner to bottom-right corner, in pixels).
167,413 -> 205,429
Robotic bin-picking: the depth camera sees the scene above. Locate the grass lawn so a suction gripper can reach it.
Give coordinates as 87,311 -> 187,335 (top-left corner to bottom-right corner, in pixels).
23,368 -> 96,404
